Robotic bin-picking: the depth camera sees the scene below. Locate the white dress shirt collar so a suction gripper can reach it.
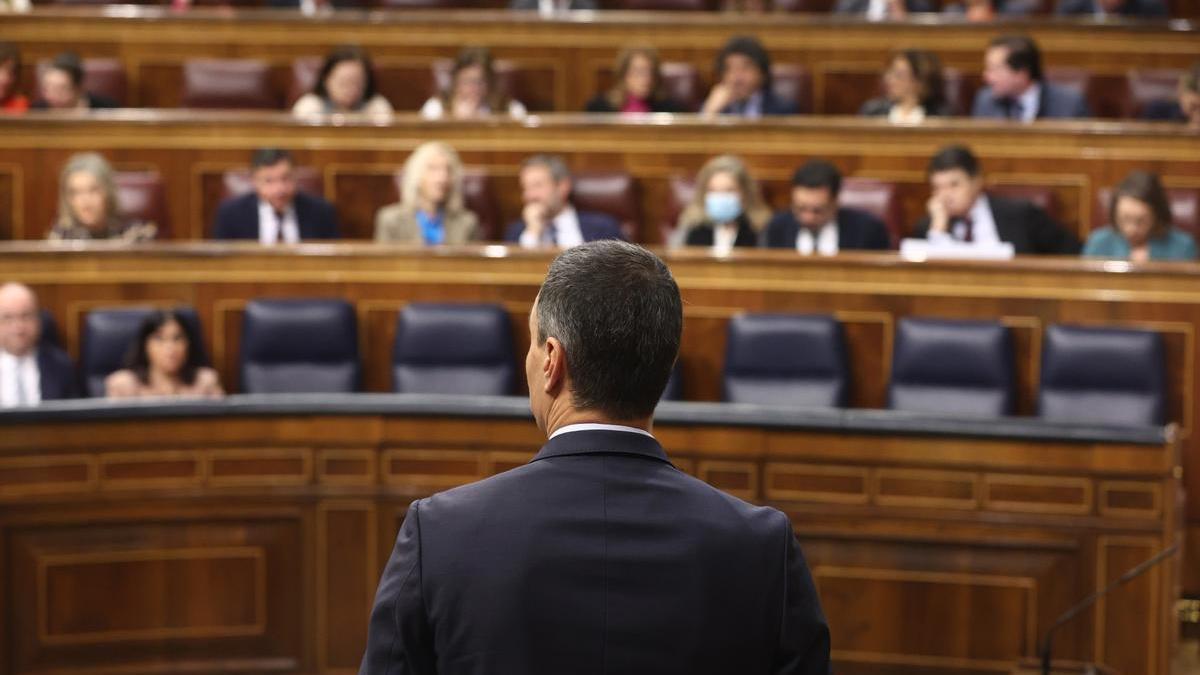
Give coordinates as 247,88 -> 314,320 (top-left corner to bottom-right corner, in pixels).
257,199 -> 300,245
520,205 -> 585,249
965,193 -> 1001,245
796,221 -> 840,256
1017,82 -> 1041,123
0,349 -> 40,408
549,423 -> 655,440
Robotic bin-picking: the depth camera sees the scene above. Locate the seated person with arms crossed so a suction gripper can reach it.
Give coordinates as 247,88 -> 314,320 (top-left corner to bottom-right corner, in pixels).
48,153 -> 156,242
361,240 -> 831,675
1056,0 -> 1167,17
700,36 -> 798,119
213,148 -> 339,243
505,154 -> 624,248
375,141 -> 480,245
0,283 -> 78,408
32,52 -> 118,111
1142,62 -> 1200,130
420,47 -> 527,121
1083,170 -> 1197,262
105,310 -> 223,399
860,50 -> 951,123
765,160 -> 891,254
913,145 -> 1080,254
292,45 -> 393,119
676,154 -> 770,252
586,46 -> 683,115
971,35 -> 1090,121
0,43 -> 29,114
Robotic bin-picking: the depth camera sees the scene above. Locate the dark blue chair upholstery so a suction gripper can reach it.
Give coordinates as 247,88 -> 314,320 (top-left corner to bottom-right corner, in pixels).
81,306 -> 207,397
888,318 -> 1014,417
1039,324 -> 1166,426
722,313 -> 848,408
241,299 -> 360,394
39,309 -> 62,349
660,362 -> 683,402
392,303 -> 515,395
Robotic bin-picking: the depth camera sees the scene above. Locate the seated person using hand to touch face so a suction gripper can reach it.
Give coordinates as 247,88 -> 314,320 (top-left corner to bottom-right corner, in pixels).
0,43 -> 29,114
212,148 -> 339,243
1083,171 -> 1197,262
860,50 -> 950,123
509,0 -> 597,8
48,153 -> 156,242
505,155 -> 624,248
765,160 -> 891,254
913,144 -> 1080,254
700,36 -> 797,119
1143,63 -> 1200,130
375,141 -> 480,245
292,45 -> 393,118
833,0 -> 933,20
420,47 -> 527,121
0,283 -> 78,408
1055,0 -> 1167,17
586,46 -> 682,115
32,52 -> 118,111
105,310 -> 223,399
972,35 -> 1090,121
677,155 -> 771,252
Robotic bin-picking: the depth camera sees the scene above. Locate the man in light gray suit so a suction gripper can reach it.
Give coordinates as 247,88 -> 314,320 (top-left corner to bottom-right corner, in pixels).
971,35 -> 1091,121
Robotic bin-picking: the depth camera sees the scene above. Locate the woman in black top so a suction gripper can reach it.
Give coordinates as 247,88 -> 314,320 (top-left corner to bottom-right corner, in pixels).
586,46 -> 683,115
859,49 -> 951,122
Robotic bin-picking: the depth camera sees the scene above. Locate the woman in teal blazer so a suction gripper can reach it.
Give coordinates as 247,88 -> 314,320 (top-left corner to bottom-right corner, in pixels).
1083,170 -> 1198,262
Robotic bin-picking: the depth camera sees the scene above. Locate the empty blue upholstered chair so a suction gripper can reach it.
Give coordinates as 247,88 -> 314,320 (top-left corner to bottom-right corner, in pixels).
722,313 -> 848,408
81,306 -> 207,398
660,362 -> 683,402
888,317 -> 1015,417
392,303 -> 515,395
1039,324 -> 1166,426
241,299 -> 359,394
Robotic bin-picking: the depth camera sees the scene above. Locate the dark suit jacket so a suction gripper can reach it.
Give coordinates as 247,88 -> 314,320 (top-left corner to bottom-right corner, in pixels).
510,0 -> 596,7
1055,0 -> 1167,16
833,0 -> 935,12
722,90 -> 799,117
37,346 -> 79,401
1141,99 -> 1186,121
585,94 -> 684,114
765,208 -> 892,251
361,429 -> 831,675
971,82 -> 1091,120
31,93 -> 119,110
504,209 -> 625,244
212,192 -> 339,241
859,97 -> 954,117
911,193 -> 1081,255
685,215 -> 760,248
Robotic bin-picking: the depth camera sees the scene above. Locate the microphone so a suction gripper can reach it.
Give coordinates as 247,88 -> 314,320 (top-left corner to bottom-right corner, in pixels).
1039,542 -> 1179,675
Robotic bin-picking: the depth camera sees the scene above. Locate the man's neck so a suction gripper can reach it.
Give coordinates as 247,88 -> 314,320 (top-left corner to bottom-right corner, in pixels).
543,406 -> 652,438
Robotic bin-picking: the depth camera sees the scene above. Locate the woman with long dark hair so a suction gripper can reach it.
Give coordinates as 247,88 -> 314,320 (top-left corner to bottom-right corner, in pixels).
105,310 -> 224,398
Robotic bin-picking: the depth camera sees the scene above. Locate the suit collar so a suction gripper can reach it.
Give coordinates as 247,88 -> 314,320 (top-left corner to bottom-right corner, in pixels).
531,429 -> 672,465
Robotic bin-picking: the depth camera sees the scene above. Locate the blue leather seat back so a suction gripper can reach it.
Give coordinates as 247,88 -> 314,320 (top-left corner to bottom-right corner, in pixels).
241,299 -> 360,394
392,303 -> 515,396
888,318 -> 1015,417
722,313 -> 848,408
1039,324 -> 1166,426
81,306 -> 207,397
660,362 -> 683,402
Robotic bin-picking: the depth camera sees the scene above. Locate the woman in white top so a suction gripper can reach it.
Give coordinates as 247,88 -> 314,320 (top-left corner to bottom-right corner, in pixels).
292,45 -> 394,118
420,47 -> 528,120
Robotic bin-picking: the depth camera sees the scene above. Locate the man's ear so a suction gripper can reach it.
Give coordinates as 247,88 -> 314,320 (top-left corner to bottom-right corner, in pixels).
543,336 -> 567,396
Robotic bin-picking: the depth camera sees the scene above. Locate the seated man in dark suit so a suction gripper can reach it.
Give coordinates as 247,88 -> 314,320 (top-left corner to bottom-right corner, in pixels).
765,160 -> 891,254
505,154 -> 624,248
912,144 -> 1080,255
700,35 -> 798,119
0,282 -> 78,407
1142,62 -> 1200,130
833,0 -> 934,19
971,35 -> 1091,121
1055,0 -> 1167,17
31,52 -> 118,111
212,148 -> 339,243
361,240 -> 831,675
510,0 -> 597,8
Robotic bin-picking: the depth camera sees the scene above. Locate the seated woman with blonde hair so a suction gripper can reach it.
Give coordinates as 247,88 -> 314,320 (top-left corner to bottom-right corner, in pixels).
675,154 -> 772,252
105,310 -> 224,399
48,153 -> 156,242
1083,170 -> 1197,262
374,141 -> 480,245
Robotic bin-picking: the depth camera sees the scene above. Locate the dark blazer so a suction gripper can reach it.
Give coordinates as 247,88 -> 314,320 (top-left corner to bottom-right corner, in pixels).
1055,0 -> 1168,16
833,0 -> 935,12
765,207 -> 892,251
212,192 -> 339,241
971,82 -> 1091,120
31,93 -> 119,110
585,93 -> 683,114
361,429 -> 831,675
859,97 -> 954,117
510,0 -> 596,7
722,90 -> 799,117
685,215 -> 760,248
504,209 -> 625,244
37,345 -> 80,401
911,193 -> 1081,255
1141,99 -> 1186,121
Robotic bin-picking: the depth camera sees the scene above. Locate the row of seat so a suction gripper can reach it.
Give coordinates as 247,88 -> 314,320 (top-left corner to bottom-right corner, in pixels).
109,163 -> 1200,244
64,301 -> 1166,427
37,55 -> 1189,120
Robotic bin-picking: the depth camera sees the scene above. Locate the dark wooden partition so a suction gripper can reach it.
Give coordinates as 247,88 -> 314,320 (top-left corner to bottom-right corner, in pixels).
0,397 -> 1181,675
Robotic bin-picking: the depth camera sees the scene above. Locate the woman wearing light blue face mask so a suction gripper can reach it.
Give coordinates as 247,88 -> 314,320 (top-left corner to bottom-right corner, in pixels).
677,155 -> 770,252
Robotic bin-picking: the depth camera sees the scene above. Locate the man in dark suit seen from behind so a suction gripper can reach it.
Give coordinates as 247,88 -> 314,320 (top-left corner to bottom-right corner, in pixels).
31,52 -> 118,111
971,35 -> 1091,121
1055,0 -> 1167,17
212,148 -> 339,243
765,160 -> 892,254
0,283 -> 78,408
912,144 -> 1080,254
361,240 -> 831,675
505,154 -> 624,248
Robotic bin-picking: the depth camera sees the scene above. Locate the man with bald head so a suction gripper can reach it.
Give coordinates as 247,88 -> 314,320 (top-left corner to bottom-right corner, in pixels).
0,283 -> 79,407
